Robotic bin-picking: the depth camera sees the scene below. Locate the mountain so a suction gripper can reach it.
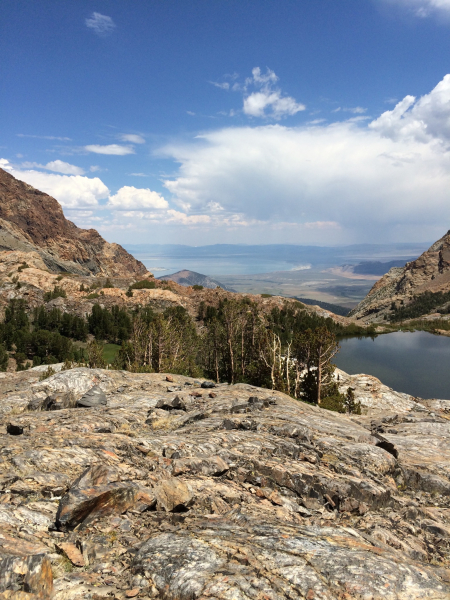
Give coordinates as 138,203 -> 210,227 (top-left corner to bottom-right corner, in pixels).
352,259 -> 411,276
294,297 -> 349,316
0,167 -> 148,277
158,269 -> 236,291
350,230 -> 450,322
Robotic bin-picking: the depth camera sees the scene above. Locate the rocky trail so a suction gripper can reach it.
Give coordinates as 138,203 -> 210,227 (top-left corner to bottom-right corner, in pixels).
0,365 -> 449,599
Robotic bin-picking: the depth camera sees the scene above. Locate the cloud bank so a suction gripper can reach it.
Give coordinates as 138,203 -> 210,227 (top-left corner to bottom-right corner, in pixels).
161,74 -> 450,239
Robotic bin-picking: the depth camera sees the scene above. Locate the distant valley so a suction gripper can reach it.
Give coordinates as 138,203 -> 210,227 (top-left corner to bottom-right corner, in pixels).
126,243 -> 427,308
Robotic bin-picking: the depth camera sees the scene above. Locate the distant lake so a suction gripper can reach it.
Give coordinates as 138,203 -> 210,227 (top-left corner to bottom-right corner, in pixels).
124,243 -> 427,278
335,331 -> 450,400
126,251 -> 312,277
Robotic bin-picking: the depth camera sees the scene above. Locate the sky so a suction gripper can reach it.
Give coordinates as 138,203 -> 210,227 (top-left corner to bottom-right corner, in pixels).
1,0 -> 450,246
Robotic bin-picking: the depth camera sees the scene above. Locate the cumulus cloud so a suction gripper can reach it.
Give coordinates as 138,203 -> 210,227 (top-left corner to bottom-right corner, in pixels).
119,134 -> 145,144
1,160 -> 109,208
85,12 -> 116,36
243,68 -> 305,119
370,75 -> 450,143
85,144 -> 135,155
108,186 -> 168,210
214,67 -> 305,120
20,160 -> 85,175
159,74 -> 450,238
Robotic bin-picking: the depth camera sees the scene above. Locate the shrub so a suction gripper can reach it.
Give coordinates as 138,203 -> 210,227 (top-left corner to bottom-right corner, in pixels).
44,286 -> 67,302
321,387 -> 361,415
103,278 -> 114,288
321,394 -> 346,413
130,280 -> 156,290
86,293 -> 99,299
0,345 -> 8,372
261,294 -> 273,298
87,340 -> 106,368
18,262 -> 29,272
39,366 -> 56,381
192,284 -> 203,290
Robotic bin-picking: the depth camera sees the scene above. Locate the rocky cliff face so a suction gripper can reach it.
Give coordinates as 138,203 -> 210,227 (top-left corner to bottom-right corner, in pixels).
0,168 -> 148,277
0,365 -> 449,598
350,230 -> 450,322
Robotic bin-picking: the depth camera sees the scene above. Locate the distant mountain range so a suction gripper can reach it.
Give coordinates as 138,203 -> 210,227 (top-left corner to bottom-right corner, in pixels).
351,260 -> 409,276
158,270 -> 236,292
125,242 -> 429,268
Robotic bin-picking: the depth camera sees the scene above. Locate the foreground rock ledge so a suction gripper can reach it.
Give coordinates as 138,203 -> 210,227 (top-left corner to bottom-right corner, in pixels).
0,367 -> 449,599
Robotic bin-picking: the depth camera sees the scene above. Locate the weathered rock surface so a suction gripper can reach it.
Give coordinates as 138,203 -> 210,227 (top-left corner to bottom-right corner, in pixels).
0,167 -> 148,277
350,229 -> 450,322
0,366 -> 448,598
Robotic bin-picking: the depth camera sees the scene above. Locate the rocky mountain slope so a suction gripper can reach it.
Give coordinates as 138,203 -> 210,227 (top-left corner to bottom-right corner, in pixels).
0,365 -> 449,598
0,251 -> 361,330
0,168 -> 148,277
158,269 -> 235,292
350,230 -> 450,322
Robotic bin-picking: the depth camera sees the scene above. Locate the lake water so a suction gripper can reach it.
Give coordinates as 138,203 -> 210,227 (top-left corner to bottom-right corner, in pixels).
335,331 -> 450,400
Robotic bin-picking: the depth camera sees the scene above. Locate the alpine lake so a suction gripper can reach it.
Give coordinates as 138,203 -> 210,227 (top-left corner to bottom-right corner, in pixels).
335,330 -> 450,400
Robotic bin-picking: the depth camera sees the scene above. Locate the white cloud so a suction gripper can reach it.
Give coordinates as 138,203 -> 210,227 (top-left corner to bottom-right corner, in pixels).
108,186 -> 168,210
0,159 -> 12,170
210,81 -> 230,90
346,106 -> 367,114
1,161 -> 109,208
214,67 -> 305,120
85,144 -> 135,155
17,134 -> 71,141
119,134 -> 145,144
85,12 -> 116,36
370,75 -> 450,143
20,160 -> 85,175
383,0 -> 450,15
166,210 -> 211,225
242,67 -> 305,119
159,75 -> 450,239
243,92 -> 305,119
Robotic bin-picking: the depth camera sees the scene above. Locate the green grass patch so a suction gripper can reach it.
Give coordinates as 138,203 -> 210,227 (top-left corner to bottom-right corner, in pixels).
103,343 -> 121,364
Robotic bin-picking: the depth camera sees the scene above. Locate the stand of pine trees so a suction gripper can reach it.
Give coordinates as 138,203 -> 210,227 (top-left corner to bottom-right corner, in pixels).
0,297 -> 362,413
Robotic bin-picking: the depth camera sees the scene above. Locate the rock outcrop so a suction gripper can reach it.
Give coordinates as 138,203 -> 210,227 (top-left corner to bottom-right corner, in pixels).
0,365 -> 448,598
350,230 -> 450,322
0,167 -> 148,277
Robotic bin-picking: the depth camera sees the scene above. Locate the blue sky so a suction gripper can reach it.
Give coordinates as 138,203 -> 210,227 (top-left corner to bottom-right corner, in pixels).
2,0 -> 450,245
